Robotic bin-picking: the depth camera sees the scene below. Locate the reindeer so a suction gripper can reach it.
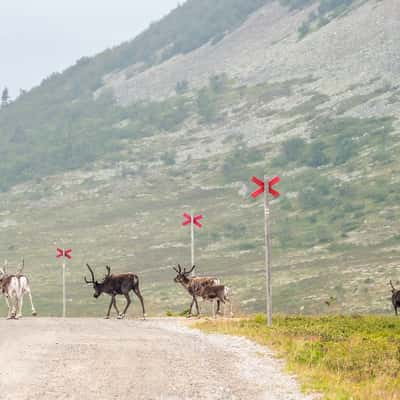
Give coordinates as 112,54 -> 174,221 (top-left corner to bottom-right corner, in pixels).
173,264 -> 232,317
389,280 -> 400,316
0,259 -> 37,319
197,284 -> 233,318
84,264 -> 146,319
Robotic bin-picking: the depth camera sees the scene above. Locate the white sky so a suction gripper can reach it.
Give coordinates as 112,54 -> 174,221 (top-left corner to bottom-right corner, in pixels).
0,0 -> 180,98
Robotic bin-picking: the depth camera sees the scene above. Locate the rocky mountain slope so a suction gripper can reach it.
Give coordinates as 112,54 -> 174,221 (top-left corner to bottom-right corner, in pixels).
0,0 -> 399,317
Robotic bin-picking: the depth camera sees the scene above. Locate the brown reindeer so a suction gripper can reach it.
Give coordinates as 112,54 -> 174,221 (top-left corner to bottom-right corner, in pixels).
84,264 -> 146,319
173,264 -> 232,317
390,280 -> 400,316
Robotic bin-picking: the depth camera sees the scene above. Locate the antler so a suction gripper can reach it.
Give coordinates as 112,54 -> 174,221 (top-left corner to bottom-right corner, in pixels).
16,257 -> 24,275
84,264 -> 96,284
390,280 -> 396,292
104,265 -> 111,279
3,259 -> 8,274
183,265 -> 195,275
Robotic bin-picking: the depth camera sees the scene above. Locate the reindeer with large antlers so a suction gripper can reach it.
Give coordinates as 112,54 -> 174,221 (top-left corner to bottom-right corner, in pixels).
173,264 -> 232,318
389,280 -> 400,316
84,264 -> 146,319
0,258 -> 37,319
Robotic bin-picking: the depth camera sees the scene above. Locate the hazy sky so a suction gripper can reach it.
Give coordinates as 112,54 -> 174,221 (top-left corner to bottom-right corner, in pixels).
0,0 -> 180,98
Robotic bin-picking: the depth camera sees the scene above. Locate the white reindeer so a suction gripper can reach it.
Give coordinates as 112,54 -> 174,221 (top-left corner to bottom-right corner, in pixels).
0,259 -> 37,319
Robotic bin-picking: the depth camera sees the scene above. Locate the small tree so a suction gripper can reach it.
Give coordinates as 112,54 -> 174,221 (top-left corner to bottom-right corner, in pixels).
307,141 -> 329,167
175,80 -> 189,95
209,74 -> 227,93
161,150 -> 176,166
197,88 -> 217,123
335,137 -> 356,165
282,137 -> 306,162
1,87 -> 9,107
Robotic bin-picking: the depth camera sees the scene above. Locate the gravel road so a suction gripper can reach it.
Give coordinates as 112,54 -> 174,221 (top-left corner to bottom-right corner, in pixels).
0,318 -> 315,400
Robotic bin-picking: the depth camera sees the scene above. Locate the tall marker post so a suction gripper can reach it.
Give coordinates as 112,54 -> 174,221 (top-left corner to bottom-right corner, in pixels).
56,248 -> 72,317
251,175 -> 280,326
182,212 -> 203,273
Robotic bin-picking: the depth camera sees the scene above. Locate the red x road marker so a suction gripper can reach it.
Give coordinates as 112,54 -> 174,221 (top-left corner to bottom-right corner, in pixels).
56,248 -> 72,259
182,213 -> 203,228
251,176 -> 281,198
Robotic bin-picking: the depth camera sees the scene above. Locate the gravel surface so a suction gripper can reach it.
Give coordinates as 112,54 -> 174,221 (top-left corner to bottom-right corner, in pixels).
0,318 -> 316,400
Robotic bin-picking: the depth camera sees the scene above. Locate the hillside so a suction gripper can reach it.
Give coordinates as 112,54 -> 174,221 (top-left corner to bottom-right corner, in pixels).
0,0 -> 399,317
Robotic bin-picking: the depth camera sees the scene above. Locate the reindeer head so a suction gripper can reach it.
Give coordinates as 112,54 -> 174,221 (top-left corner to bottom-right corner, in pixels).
16,257 -> 24,275
84,264 -> 111,298
0,260 -> 8,282
173,264 -> 195,284
389,280 -> 398,294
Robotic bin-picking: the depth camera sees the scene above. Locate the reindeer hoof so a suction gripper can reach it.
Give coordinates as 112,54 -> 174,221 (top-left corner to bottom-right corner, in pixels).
117,314 -> 125,320
104,316 -> 110,319
32,311 -> 37,316
7,316 -> 14,320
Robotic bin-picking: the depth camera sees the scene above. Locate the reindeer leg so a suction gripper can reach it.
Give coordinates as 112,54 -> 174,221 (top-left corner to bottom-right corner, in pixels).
112,296 -> 120,316
27,289 -> 37,316
16,294 -> 23,319
193,296 -> 200,317
216,300 -> 222,316
118,293 -> 131,319
132,287 -> 146,320
187,297 -> 195,317
105,295 -> 114,319
5,297 -> 13,319
10,295 -> 18,319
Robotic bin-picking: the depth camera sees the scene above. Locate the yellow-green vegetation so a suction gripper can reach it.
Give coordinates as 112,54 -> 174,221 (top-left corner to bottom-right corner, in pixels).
196,315 -> 400,400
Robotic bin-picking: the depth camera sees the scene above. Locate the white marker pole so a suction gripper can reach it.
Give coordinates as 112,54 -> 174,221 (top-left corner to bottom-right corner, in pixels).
190,210 -> 195,275
264,176 -> 273,327
62,252 -> 66,318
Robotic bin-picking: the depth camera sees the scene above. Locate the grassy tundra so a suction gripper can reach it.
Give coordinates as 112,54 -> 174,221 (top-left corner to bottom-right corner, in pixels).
196,315 -> 400,400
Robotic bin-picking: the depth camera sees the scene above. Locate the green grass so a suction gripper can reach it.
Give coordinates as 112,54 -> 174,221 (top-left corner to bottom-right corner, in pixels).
196,315 -> 400,400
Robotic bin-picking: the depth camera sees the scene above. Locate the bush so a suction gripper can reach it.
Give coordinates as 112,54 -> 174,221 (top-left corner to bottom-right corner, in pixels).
281,137 -> 307,162
335,137 -> 357,165
224,223 -> 247,239
175,80 -> 189,94
197,88 -> 217,123
307,141 -> 329,167
298,21 -> 311,38
209,74 -> 228,93
160,150 -> 176,166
